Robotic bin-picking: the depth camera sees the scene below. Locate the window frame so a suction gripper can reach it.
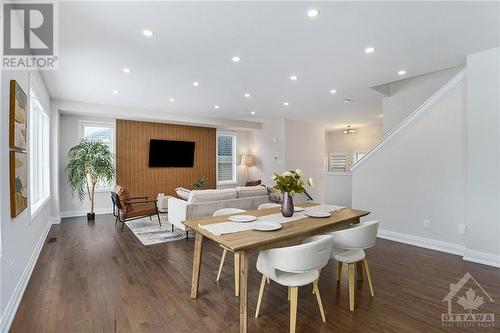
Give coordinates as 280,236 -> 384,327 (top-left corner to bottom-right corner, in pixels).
79,120 -> 116,192
29,90 -> 50,217
216,131 -> 237,186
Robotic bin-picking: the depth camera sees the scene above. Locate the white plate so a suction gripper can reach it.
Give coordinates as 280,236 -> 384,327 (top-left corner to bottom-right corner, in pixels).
228,215 -> 257,223
253,222 -> 282,231
304,210 -> 331,218
294,206 -> 304,212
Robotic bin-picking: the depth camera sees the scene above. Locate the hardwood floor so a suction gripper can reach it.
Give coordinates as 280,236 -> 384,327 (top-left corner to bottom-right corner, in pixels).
10,215 -> 500,332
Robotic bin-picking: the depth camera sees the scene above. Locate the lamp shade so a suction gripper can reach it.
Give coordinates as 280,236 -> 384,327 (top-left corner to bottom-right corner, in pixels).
240,154 -> 254,167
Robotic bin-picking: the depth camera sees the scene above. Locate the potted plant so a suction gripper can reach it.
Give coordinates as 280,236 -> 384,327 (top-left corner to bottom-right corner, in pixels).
193,176 -> 207,190
271,169 -> 313,217
65,138 -> 115,220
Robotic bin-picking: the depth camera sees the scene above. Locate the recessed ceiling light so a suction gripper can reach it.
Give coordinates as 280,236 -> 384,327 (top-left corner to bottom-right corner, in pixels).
343,98 -> 352,103
112,90 -> 119,94
290,75 -> 298,81
244,93 -> 250,98
214,105 -> 220,109
169,98 -> 175,102
232,56 -> 241,63
364,47 -> 375,54
250,111 -> 256,115
122,68 -> 130,73
142,29 -> 154,37
330,89 -> 337,94
398,70 -> 406,76
193,81 -> 200,87
307,9 -> 320,18
283,102 -> 289,106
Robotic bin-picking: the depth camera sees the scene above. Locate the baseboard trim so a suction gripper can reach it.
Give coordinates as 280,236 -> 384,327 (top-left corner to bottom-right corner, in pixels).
0,219 -> 52,333
463,249 -> 500,268
60,208 -> 112,219
377,228 -> 465,256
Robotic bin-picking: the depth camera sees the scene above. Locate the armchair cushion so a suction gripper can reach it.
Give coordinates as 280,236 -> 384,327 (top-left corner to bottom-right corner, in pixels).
125,206 -> 158,219
175,187 -> 191,200
115,185 -> 131,208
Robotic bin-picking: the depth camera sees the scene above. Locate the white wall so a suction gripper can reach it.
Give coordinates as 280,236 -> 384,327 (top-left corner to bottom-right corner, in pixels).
284,119 -> 325,203
352,78 -> 467,247
382,66 -> 463,135
325,126 -> 383,169
59,114 -> 115,217
250,119 -> 286,186
464,47 -> 500,263
324,173 -> 352,207
0,71 -> 54,332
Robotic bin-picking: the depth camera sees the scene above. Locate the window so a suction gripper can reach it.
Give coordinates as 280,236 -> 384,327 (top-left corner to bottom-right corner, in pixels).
328,152 -> 347,172
29,90 -> 50,214
81,121 -> 115,191
217,132 -> 237,184
354,152 -> 367,164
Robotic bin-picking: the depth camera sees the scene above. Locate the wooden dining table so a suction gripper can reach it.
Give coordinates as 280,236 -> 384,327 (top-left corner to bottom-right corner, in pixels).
184,203 -> 370,333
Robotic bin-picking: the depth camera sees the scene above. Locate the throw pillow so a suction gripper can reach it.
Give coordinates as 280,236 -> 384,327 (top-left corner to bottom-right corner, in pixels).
175,187 -> 191,200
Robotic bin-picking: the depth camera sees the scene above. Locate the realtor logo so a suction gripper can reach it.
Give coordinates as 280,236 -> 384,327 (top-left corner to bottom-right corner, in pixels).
442,272 -> 496,328
1,1 -> 58,69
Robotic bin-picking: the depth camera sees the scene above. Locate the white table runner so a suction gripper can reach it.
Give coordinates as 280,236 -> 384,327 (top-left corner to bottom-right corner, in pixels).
199,204 -> 345,236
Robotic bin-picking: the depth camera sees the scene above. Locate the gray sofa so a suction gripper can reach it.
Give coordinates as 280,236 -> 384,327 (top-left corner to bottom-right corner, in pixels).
168,186 -> 272,231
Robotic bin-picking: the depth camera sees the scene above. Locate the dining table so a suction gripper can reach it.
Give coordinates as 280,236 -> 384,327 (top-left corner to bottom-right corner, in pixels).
184,202 -> 370,333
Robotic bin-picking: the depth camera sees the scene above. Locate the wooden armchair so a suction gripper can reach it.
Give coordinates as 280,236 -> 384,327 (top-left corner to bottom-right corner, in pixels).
111,185 -> 161,232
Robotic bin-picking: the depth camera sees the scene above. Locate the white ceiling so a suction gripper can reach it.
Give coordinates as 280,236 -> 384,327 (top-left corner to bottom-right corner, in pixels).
43,1 -> 500,129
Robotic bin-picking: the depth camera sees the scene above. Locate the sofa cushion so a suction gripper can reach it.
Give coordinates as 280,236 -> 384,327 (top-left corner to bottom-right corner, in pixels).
236,186 -> 269,198
175,187 -> 191,200
188,188 -> 238,203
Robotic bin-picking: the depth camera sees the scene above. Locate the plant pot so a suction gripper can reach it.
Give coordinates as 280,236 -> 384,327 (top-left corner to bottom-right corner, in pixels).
281,192 -> 294,217
87,213 -> 95,221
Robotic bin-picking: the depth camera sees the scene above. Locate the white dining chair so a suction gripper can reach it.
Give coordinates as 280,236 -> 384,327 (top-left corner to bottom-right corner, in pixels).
254,235 -> 333,333
213,208 -> 247,295
326,220 -> 379,311
258,203 -> 281,210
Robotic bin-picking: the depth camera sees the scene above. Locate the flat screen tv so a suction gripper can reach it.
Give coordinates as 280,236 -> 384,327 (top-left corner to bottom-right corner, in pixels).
149,139 -> 195,167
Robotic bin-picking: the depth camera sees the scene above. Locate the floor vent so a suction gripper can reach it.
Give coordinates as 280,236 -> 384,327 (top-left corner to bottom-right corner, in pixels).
47,237 -> 57,243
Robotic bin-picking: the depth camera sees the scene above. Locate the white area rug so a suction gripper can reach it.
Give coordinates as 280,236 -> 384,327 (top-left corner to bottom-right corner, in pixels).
125,215 -> 193,246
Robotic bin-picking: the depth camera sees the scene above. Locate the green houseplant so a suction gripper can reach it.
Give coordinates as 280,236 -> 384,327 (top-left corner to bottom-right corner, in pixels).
271,169 -> 313,217
65,138 -> 115,220
193,176 -> 207,190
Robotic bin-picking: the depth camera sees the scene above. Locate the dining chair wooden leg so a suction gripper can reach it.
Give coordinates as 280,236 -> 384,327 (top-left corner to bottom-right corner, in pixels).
313,280 -> 326,322
266,277 -> 270,284
255,275 -> 267,318
348,263 -> 355,311
216,248 -> 227,282
190,233 -> 203,299
289,287 -> 298,333
234,252 -> 240,296
337,262 -> 343,282
288,286 -> 290,301
362,259 -> 375,297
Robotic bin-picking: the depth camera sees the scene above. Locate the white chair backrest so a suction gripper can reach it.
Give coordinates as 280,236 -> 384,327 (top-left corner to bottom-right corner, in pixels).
258,203 -> 281,210
213,208 -> 246,217
258,235 -> 333,273
327,220 -> 379,250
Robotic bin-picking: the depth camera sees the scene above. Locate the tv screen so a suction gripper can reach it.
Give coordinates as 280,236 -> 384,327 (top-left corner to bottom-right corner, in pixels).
149,139 -> 195,167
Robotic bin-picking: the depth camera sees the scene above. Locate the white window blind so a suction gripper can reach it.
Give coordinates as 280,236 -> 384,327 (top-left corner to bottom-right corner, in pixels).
329,152 -> 347,172
217,132 -> 237,184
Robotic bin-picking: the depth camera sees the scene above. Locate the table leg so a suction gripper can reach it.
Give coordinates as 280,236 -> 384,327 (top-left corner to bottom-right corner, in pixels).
238,250 -> 249,333
190,232 -> 203,299
234,252 -> 240,296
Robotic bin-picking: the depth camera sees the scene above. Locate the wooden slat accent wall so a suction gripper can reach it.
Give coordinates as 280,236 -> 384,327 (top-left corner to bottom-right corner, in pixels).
116,120 -> 216,198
